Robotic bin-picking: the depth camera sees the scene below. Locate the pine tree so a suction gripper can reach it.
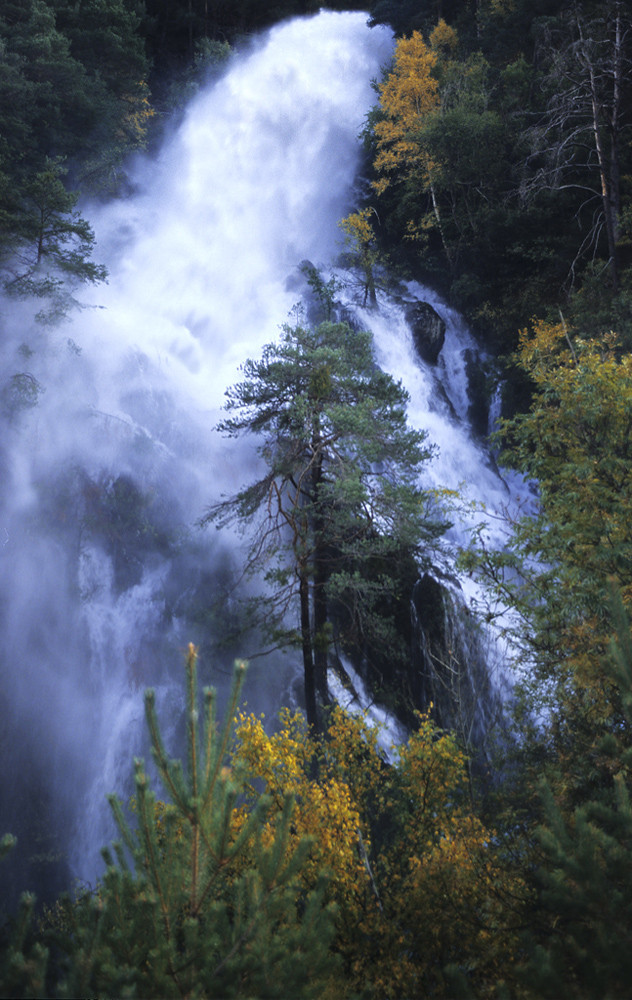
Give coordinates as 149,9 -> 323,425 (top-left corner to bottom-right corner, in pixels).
1,158 -> 107,317
1,647 -> 337,998
204,310 -> 448,730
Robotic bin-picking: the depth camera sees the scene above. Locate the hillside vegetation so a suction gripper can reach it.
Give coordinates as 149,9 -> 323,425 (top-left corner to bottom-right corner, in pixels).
2,1 -> 632,996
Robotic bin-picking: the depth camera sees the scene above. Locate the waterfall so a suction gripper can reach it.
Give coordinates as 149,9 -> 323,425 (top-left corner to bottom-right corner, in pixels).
0,11 -> 523,903
329,279 -> 525,751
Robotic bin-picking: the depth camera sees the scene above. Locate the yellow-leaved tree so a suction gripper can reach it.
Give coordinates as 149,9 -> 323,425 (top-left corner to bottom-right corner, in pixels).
371,20 -> 506,272
372,24 -> 458,264
463,319 -> 632,813
373,30 -> 439,194
232,704 -> 525,998
487,320 -> 632,696
338,208 -> 380,306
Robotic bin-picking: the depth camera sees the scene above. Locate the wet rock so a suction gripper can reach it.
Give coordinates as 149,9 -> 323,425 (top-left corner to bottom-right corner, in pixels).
405,301 -> 446,365
464,348 -> 490,438
411,572 -> 502,754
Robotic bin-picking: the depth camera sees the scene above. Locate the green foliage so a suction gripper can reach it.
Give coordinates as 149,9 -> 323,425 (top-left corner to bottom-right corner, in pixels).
0,0 -> 152,317
205,308 -> 449,727
0,836 -> 17,865
79,647 -> 335,998
368,0 -> 462,38
460,316 -> 632,852
0,0 -> 151,191
363,1 -> 632,349
0,648 -> 337,998
142,0 -> 350,69
0,646 -> 530,1000
527,2 -> 632,291
0,158 -> 107,316
484,321 -> 632,680
338,207 -> 381,306
567,262 -> 632,346
6,2 -> 632,994
299,261 -> 342,320
518,596 -> 632,999
0,0 -> 96,171
0,893 -> 49,999
162,37 -> 232,114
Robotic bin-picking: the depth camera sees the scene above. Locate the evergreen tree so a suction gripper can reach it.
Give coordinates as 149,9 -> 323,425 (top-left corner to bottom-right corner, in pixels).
47,0 -> 153,191
0,647 -> 336,998
0,0 -> 152,191
0,158 -> 107,320
204,309 -> 448,730
0,0 -> 152,316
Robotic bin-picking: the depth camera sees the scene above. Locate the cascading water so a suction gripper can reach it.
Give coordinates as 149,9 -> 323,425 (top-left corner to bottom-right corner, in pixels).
330,279 -> 526,750
0,11 -> 524,904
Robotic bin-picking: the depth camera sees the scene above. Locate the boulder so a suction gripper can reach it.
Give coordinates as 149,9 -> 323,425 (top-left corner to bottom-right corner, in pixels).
405,301 -> 446,365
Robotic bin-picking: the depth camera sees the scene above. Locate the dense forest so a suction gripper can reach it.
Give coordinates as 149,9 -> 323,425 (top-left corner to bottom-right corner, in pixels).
2,0 -> 632,997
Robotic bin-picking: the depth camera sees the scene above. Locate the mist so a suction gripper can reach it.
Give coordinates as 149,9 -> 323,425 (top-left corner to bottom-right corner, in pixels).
0,9 -> 523,906
0,11 -> 395,902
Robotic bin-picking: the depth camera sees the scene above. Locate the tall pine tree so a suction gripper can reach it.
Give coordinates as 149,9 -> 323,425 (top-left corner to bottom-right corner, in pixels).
205,310 -> 447,730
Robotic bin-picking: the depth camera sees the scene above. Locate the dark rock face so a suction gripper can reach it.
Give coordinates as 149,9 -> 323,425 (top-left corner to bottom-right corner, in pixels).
410,572 -> 502,755
464,348 -> 490,438
405,301 -> 446,365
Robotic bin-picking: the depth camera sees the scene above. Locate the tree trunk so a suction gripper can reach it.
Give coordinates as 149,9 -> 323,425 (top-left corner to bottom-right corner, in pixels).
609,4 -> 624,285
299,568 -> 318,730
577,6 -> 625,292
425,155 -> 454,271
586,57 -> 619,290
313,531 -> 329,718
310,419 -> 329,731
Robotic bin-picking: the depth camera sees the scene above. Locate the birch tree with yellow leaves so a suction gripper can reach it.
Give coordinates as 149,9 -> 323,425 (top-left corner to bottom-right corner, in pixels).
371,21 -> 513,278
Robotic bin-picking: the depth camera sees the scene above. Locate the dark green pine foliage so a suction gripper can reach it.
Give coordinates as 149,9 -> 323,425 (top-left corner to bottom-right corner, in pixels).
0,0 -> 150,189
0,836 -> 47,999
0,649 -> 336,998
0,879 -> 49,999
0,0 -> 151,312
66,647 -> 335,998
0,1 -> 96,174
521,595 -> 632,999
205,307 -> 448,729
46,0 -> 152,190
142,0 -> 365,66
368,0 -> 448,36
1,158 -> 107,317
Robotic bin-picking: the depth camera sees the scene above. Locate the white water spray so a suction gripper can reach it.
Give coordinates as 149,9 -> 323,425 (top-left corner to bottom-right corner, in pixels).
0,10 -> 397,895
0,11 -> 524,896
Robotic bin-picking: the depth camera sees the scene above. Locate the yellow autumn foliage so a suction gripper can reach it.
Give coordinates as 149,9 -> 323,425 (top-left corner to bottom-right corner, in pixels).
231,704 -> 525,998
338,208 -> 380,303
339,207 -> 374,247
429,17 -> 459,55
502,320 -> 632,703
373,31 -> 439,194
233,707 -> 367,902
119,81 -> 155,150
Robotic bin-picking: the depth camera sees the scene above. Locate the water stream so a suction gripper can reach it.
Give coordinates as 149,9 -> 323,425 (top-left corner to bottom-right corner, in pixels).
0,11 -> 523,901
